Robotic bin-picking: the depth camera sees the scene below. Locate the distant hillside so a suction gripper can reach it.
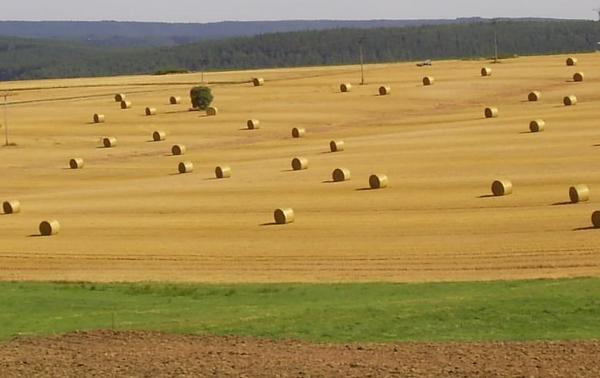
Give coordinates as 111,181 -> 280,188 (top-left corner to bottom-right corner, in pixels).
0,18 -> 564,48
0,20 -> 598,81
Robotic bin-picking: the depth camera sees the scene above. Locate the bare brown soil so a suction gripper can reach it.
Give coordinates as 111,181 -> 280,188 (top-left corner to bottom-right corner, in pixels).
1,331 -> 599,377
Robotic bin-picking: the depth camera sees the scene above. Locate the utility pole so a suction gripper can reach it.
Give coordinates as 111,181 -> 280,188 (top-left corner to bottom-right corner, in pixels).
492,19 -> 499,64
3,92 -> 8,147
494,29 -> 498,63
1,91 -> 19,147
359,38 -> 365,85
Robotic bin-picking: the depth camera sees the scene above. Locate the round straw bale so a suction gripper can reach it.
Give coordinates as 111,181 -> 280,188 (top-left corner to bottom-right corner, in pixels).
485,107 -> 499,118
569,185 -> 590,203
152,131 -> 166,142
291,157 -> 308,171
253,77 -> 265,87
93,114 -> 105,123
169,96 -> 181,105
171,144 -> 186,156
178,161 -> 194,174
491,179 -> 513,196
330,140 -> 344,152
102,137 -> 117,148
564,95 -> 577,106
69,158 -> 84,169
379,85 -> 391,96
274,208 -> 294,225
566,57 -> 578,66
120,101 -> 132,109
528,91 -> 541,102
292,127 -> 306,138
529,119 -> 545,133
207,107 -> 218,116
340,83 -> 352,92
332,168 -> 351,182
247,119 -> 260,130
2,200 -> 20,214
39,220 -> 60,236
592,211 -> 600,228
369,174 -> 389,189
115,93 -> 126,102
215,166 -> 232,179
573,72 -> 584,82
481,67 -> 492,77
422,76 -> 434,86
145,107 -> 157,116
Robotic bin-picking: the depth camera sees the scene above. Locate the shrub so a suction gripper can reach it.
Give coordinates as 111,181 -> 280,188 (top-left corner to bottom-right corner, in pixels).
154,68 -> 189,75
190,86 -> 213,110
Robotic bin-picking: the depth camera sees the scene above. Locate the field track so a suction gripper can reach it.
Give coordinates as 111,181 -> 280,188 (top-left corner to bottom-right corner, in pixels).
1,55 -> 599,283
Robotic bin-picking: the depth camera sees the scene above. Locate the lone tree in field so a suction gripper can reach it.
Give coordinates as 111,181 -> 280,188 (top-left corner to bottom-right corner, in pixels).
190,86 -> 213,110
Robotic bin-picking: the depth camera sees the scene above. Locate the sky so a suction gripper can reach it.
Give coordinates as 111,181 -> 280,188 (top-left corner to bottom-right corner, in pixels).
1,0 -> 598,23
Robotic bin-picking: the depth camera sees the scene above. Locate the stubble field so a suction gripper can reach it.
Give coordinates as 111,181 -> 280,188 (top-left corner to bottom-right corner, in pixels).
1,54 -> 599,283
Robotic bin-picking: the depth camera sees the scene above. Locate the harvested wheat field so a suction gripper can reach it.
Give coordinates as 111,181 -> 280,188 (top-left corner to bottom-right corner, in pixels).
1,54 -> 600,283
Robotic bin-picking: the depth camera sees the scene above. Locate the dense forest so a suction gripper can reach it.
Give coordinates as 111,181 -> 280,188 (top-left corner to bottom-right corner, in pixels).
0,18 -> 532,47
0,20 -> 599,81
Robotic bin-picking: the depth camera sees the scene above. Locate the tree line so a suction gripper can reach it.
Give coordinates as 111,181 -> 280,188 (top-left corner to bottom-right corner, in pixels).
0,20 -> 599,81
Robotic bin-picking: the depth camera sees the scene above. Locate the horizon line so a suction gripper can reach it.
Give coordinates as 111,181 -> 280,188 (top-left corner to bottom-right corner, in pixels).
0,16 -> 592,24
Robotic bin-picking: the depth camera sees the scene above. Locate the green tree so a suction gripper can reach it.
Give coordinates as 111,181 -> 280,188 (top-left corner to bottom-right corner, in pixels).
189,86 -> 213,110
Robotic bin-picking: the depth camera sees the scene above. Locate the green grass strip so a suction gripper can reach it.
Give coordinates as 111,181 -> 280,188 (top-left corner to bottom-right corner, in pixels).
1,278 -> 599,343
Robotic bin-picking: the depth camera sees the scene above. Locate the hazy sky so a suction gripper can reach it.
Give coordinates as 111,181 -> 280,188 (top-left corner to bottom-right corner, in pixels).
1,0 -> 598,22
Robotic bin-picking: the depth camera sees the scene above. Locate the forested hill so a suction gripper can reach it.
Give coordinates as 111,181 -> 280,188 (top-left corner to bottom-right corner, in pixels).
0,18 -> 558,47
0,20 -> 598,82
